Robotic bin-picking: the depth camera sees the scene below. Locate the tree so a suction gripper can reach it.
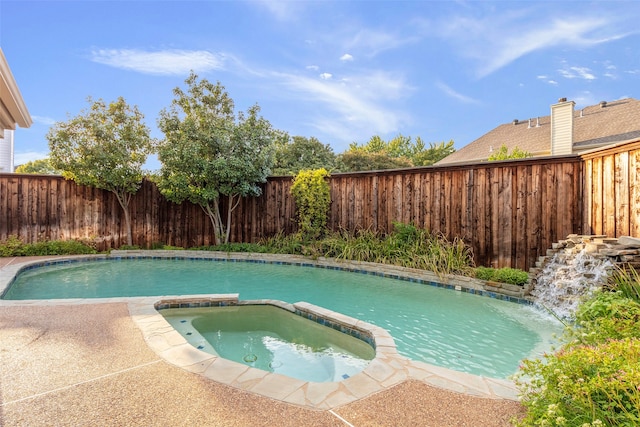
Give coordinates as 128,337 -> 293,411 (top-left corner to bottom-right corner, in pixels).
341,135 -> 455,170
335,150 -> 412,172
272,135 -> 336,175
156,73 -> 276,245
47,97 -> 153,246
488,144 -> 531,161
411,139 -> 456,166
15,157 -> 61,175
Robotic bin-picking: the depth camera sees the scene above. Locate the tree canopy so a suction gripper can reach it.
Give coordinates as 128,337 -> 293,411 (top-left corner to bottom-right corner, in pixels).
15,158 -> 61,175
156,72 -> 277,245
47,96 -> 153,246
488,144 -> 531,161
335,150 -> 413,172
335,135 -> 455,171
272,135 -> 336,175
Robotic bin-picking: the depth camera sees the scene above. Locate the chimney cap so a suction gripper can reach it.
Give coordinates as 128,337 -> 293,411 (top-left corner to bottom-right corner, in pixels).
513,119 -> 519,125
600,101 -> 607,108
558,97 -> 567,102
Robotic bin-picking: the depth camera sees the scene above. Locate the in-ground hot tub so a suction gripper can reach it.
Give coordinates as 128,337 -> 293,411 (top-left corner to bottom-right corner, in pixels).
159,301 -> 376,382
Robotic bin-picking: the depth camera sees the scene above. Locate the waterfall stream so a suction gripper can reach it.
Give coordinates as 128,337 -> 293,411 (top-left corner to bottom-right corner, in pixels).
531,248 -> 613,319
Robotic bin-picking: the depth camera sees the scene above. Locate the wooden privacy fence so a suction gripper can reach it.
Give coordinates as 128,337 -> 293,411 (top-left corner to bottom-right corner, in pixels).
328,156 -> 582,270
1,140 -> 638,270
0,175 -> 297,250
581,140 -> 640,238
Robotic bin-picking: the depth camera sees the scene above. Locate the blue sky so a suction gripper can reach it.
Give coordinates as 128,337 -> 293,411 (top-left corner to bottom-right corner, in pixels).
2,0 -> 640,170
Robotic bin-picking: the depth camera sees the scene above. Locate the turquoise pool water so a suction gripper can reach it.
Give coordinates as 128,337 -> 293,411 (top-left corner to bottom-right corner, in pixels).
4,258 -> 562,378
162,305 -> 376,382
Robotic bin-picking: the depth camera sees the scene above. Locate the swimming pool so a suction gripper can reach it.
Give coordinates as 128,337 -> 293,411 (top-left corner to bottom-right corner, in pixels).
2,255 -> 562,379
162,304 -> 376,382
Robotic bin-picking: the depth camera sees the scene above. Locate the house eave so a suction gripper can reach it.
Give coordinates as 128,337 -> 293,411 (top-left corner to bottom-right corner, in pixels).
0,48 -> 32,130
578,137 -> 640,160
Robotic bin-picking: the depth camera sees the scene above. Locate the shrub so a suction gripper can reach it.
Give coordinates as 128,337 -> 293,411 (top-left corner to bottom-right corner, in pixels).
473,266 -> 529,285
191,242 -> 267,253
151,242 -> 185,250
493,267 -> 529,285
290,168 -> 331,239
515,285 -> 640,426
118,245 -> 141,250
0,235 -> 97,256
260,232 -> 307,255
0,235 -> 24,257
514,338 -> 640,427
24,240 -> 97,255
568,291 -> 640,345
474,266 -> 495,281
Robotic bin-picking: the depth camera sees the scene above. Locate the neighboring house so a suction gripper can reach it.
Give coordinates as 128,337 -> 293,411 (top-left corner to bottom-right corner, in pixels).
0,48 -> 32,172
436,97 -> 640,165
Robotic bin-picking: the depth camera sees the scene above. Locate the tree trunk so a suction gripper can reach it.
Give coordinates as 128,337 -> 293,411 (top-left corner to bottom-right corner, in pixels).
225,195 -> 234,244
114,190 -> 133,246
225,194 -> 242,244
203,194 -> 241,246
204,198 -> 225,246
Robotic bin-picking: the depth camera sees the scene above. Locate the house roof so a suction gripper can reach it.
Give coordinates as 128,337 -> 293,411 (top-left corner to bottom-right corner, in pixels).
437,97 -> 640,165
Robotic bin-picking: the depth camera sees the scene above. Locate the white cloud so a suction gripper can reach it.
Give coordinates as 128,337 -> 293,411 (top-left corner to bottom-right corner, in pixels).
31,115 -> 56,126
437,10 -> 632,77
306,65 -> 319,71
90,49 -> 226,75
340,53 -> 354,61
601,61 -> 618,79
558,66 -> 596,80
319,73 -> 333,80
278,70 -> 410,141
435,82 -> 480,105
346,29 -> 418,57
537,74 -> 558,85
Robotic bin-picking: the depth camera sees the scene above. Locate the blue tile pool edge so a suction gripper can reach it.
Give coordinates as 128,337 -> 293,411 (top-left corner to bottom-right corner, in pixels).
0,251 -> 533,305
154,297 -> 378,351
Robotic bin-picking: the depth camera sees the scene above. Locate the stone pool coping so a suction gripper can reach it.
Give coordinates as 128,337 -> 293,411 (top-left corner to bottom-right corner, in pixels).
0,252 -> 520,409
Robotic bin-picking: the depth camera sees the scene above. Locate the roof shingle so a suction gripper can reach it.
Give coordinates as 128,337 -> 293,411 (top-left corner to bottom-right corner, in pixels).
437,97 -> 640,165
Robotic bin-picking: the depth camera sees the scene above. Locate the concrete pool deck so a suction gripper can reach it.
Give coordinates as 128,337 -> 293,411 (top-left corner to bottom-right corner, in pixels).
0,255 -> 525,426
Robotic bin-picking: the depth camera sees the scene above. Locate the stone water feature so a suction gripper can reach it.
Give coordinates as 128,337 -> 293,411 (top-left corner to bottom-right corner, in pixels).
527,235 -> 640,319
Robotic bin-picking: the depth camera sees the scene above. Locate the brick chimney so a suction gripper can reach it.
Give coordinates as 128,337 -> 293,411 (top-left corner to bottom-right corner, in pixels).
550,98 -> 575,155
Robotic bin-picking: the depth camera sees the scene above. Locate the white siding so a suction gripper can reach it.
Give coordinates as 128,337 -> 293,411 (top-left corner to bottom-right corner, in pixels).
551,100 -> 574,155
0,129 -> 14,172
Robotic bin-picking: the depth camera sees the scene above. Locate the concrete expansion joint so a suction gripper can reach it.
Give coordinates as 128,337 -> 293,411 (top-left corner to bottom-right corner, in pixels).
329,409 -> 357,426
0,359 -> 163,407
